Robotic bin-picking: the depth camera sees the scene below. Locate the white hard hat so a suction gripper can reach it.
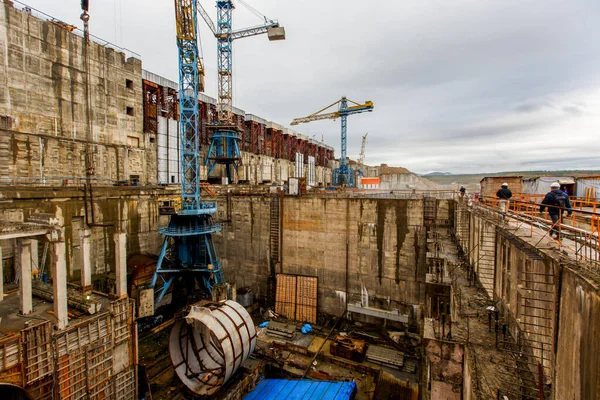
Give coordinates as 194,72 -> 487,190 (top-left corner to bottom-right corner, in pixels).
502,183 -> 508,187
550,182 -> 560,188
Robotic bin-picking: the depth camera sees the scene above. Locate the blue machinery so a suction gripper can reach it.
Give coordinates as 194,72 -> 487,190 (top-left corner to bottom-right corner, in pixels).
291,97 -> 374,187
151,1 -> 284,308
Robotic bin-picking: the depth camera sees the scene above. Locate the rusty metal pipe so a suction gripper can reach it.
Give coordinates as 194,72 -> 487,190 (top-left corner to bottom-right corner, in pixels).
169,300 -> 256,397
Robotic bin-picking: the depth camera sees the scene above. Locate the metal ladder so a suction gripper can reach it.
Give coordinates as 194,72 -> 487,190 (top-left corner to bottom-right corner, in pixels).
270,196 -> 281,265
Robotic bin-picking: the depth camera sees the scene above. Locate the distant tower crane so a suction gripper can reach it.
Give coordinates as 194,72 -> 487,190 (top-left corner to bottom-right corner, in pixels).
196,0 -> 285,181
291,97 -> 374,187
359,132 -> 368,165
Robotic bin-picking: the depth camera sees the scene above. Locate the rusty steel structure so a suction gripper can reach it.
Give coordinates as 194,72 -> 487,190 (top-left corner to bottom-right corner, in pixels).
169,300 -> 256,396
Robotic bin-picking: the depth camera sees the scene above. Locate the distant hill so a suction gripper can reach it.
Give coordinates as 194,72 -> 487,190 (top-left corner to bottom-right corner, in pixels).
422,172 -> 452,176
425,170 -> 600,190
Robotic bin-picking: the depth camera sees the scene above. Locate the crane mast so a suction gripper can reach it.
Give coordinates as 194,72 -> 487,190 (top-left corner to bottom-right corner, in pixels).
359,132 -> 368,165
291,97 -> 374,187
197,0 -> 285,181
150,0 -> 224,309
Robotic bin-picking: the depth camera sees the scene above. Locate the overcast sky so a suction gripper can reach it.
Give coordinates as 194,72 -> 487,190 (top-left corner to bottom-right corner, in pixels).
22,0 -> 600,174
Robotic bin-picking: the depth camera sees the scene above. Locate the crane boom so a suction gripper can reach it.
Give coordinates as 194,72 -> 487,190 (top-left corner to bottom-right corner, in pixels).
291,98 -> 374,187
231,20 -> 282,40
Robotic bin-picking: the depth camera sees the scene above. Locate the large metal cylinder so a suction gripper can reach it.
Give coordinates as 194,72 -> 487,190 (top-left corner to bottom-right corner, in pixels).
169,300 -> 256,396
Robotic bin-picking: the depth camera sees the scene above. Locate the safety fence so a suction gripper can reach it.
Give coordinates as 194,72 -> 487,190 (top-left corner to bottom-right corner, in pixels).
476,195 -> 600,269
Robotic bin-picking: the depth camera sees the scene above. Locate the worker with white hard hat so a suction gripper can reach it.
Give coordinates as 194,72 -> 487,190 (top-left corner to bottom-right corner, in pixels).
496,182 -> 512,214
540,182 -> 572,240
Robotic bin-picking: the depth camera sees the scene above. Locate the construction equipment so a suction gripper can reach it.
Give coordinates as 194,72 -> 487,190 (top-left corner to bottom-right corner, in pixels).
359,132 -> 368,165
196,1 -> 285,182
149,0 -> 224,309
291,97 -> 374,187
330,335 -> 368,362
169,300 -> 256,396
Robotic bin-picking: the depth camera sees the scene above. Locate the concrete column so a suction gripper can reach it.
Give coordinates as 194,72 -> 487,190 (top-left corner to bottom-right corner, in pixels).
30,239 -> 39,276
0,245 -> 3,302
80,229 -> 92,291
114,232 -> 127,297
18,239 -> 33,315
52,241 -> 68,330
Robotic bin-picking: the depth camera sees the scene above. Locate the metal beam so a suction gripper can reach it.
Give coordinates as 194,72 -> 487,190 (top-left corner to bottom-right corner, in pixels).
347,304 -> 409,323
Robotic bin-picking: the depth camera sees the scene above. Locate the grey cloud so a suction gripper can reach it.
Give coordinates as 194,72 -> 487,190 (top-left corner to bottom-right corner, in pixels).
24,0 -> 600,174
562,105 -> 584,115
514,102 -> 553,114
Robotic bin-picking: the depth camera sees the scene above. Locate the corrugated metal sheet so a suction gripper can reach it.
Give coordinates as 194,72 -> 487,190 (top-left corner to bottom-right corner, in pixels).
307,156 -> 315,187
244,379 -> 356,400
522,176 -> 574,195
576,177 -> 600,199
157,117 -> 179,184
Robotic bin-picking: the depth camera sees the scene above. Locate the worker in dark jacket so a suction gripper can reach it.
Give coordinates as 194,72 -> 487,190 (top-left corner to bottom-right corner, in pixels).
496,183 -> 512,213
540,182 -> 572,239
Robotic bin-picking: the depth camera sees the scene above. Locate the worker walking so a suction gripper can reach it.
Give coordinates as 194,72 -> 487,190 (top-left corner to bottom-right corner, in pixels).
496,183 -> 512,214
540,182 -> 572,240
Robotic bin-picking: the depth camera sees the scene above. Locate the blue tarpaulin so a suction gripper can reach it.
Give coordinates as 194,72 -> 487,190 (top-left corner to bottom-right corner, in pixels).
244,379 -> 356,400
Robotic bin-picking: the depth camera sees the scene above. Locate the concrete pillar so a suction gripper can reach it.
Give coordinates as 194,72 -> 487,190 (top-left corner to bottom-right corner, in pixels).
52,241 -> 68,330
114,232 -> 127,297
18,239 -> 33,315
80,229 -> 92,291
0,245 -> 3,302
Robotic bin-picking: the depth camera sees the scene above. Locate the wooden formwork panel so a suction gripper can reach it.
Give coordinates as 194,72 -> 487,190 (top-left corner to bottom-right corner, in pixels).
111,298 -> 133,345
56,347 -> 87,400
24,374 -> 54,400
0,333 -> 21,373
275,274 -> 318,324
275,274 -> 297,320
22,321 -> 52,385
296,276 -> 317,324
114,366 -> 136,400
55,313 -> 112,357
87,339 -> 114,400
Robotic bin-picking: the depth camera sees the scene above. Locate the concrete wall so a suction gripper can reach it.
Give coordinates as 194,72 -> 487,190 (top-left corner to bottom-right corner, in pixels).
554,266 -> 600,400
0,187 -> 163,284
458,201 -> 600,397
215,196 -> 271,298
464,206 -> 557,375
281,197 -> 430,315
216,196 -> 454,316
0,4 -> 154,183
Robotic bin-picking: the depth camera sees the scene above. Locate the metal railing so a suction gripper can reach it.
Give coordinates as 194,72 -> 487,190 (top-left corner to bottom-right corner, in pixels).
0,176 -> 165,188
475,195 -> 600,269
160,222 -> 222,236
343,189 -> 458,200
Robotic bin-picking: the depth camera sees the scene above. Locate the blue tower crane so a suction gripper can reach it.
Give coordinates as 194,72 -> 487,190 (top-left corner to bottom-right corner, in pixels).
150,0 -> 223,309
291,97 -> 374,187
196,0 -> 285,182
